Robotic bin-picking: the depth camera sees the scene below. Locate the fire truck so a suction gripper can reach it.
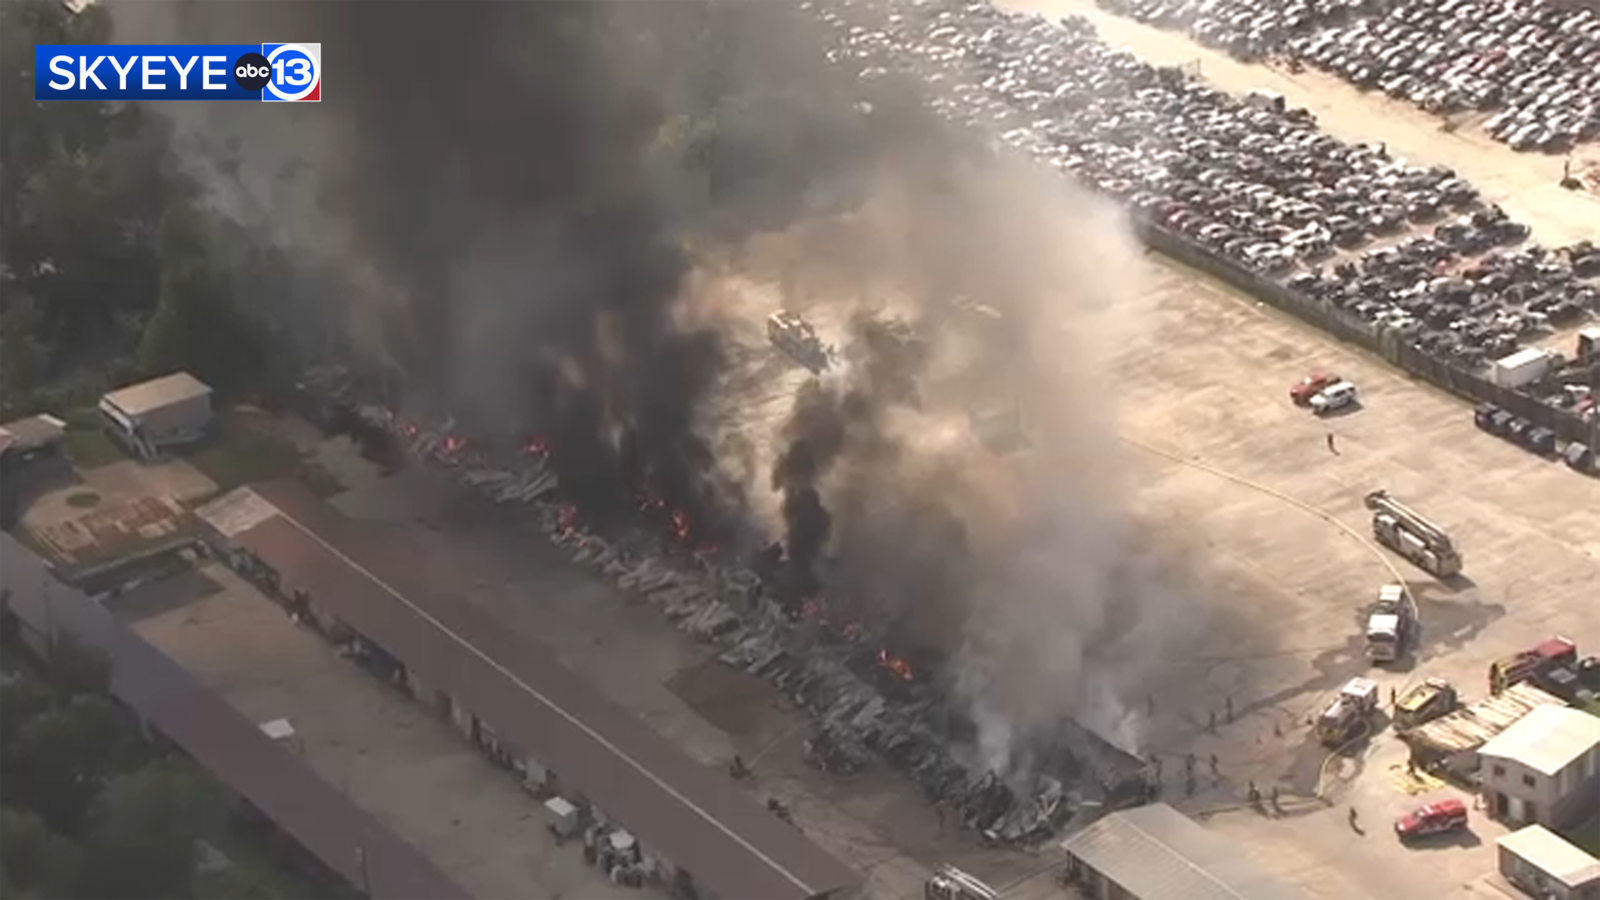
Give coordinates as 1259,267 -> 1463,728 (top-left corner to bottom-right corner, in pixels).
925,865 -> 998,900
1316,677 -> 1380,746
928,864 -> 998,896
1364,489 -> 1463,578
1489,636 -> 1578,694
767,311 -> 832,373
1365,583 -> 1414,663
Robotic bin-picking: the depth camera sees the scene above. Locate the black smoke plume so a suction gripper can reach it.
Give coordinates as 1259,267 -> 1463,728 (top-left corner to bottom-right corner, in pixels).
118,0 -> 932,532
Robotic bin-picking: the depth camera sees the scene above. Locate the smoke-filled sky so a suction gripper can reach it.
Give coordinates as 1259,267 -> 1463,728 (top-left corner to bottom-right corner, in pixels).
115,0 -> 1206,762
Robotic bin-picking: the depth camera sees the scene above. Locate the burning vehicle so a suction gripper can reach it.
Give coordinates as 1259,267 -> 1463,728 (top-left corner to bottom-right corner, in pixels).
294,367 -> 1155,847
769,310 -> 834,373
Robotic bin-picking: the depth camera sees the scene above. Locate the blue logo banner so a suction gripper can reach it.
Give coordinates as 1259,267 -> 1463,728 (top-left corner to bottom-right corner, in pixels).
34,44 -> 319,101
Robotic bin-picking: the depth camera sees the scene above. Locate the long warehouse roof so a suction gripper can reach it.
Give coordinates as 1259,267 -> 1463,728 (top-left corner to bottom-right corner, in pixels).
0,532 -> 469,900
1061,803 -> 1307,900
216,479 -> 862,900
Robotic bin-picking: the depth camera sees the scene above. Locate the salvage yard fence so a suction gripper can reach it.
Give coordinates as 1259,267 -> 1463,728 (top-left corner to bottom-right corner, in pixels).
1133,218 -> 1599,448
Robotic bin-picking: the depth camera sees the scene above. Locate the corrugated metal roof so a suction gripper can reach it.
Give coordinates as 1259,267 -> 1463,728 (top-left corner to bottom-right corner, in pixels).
1480,706 -> 1600,776
1406,683 -> 1567,755
0,414 -> 67,453
101,372 -> 211,418
0,533 -> 470,900
230,480 -> 863,900
1498,825 -> 1600,888
1060,803 -> 1305,900
194,487 -> 282,539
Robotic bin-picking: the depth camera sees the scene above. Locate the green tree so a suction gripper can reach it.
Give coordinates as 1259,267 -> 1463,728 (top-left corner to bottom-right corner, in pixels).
2,693 -> 127,834
82,760 -> 223,900
1,0 -> 191,400
44,632 -> 112,700
0,291 -> 49,415
136,208 -> 268,392
0,807 -> 85,898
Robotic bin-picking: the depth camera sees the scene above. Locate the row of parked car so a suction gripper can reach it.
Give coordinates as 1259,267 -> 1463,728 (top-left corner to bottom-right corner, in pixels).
813,0 -> 1598,387
1475,401 -> 1595,471
1094,0 -> 1600,151
1286,239 -> 1600,369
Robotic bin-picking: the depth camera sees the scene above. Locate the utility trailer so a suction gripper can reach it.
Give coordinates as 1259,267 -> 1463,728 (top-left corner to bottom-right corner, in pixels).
1364,489 -> 1463,578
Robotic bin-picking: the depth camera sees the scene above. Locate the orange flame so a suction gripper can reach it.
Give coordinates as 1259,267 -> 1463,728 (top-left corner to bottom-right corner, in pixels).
877,649 -> 913,682
398,419 -> 419,438
841,620 -> 861,642
557,504 -> 578,536
524,436 -> 550,457
442,435 -> 466,455
669,508 -> 691,542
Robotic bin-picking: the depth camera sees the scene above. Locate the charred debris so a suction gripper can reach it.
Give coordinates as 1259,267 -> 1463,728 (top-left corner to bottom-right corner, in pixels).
295,366 -> 1154,846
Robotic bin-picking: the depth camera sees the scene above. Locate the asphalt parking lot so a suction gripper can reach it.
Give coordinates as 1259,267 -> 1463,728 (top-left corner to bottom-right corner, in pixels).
1106,252 -> 1600,899
112,560 -> 651,900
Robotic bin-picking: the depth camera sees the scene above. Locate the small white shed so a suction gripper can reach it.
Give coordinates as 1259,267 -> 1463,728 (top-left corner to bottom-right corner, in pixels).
1498,825 -> 1600,900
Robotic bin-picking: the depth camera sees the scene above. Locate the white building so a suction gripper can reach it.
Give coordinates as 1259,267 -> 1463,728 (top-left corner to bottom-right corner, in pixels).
98,372 -> 213,460
1481,706 -> 1600,829
1498,825 -> 1600,900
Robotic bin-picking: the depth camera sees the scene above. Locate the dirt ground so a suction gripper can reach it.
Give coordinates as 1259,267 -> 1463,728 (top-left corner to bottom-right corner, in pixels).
1002,0 -> 1600,250
114,560 -> 659,900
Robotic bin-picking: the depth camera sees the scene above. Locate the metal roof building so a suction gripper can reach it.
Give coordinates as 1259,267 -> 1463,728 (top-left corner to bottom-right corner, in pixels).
1480,706 -> 1600,778
202,480 -> 863,900
0,414 -> 67,457
0,532 -> 470,900
1059,803 -> 1307,900
1497,825 -> 1600,898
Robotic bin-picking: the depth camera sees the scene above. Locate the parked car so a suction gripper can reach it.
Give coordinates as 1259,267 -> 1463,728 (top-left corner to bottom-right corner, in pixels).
1310,381 -> 1360,415
1291,372 -> 1342,405
1395,799 -> 1469,842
